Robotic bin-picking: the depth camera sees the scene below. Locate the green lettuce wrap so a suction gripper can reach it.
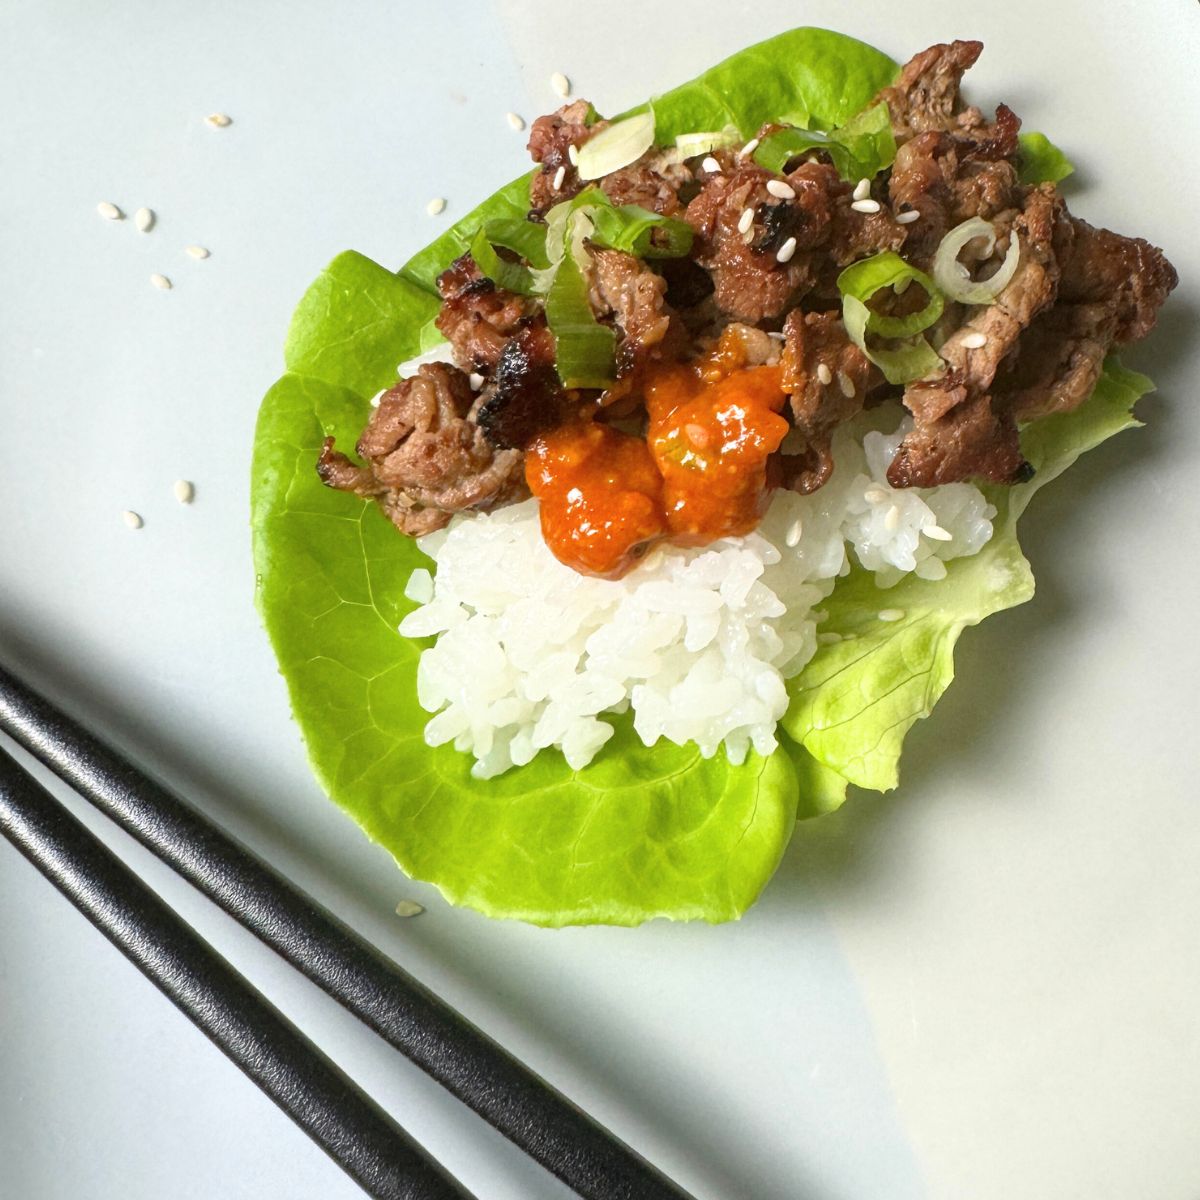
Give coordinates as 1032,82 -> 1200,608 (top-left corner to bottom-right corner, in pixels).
251,28 -> 1152,926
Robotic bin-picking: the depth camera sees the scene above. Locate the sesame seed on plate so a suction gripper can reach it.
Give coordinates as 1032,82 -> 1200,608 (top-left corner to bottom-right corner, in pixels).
896,209 -> 920,224
737,206 -> 755,234
185,245 -> 210,259
469,372 -> 485,391
506,111 -> 525,131
837,370 -> 855,398
739,137 -> 759,158
924,524 -> 954,541
785,516 -> 804,547
961,331 -> 988,349
173,479 -> 194,504
877,608 -> 906,622
816,363 -> 833,386
395,900 -> 425,918
552,164 -> 566,191
568,143 -> 579,166
122,510 -> 143,529
776,236 -> 797,264
701,155 -> 721,174
851,198 -> 882,214
550,72 -> 571,98
205,113 -> 232,128
150,273 -> 172,290
134,207 -> 155,233
766,179 -> 795,200
426,197 -> 446,216
97,201 -> 123,220
852,178 -> 871,201
818,631 -> 843,645
884,504 -> 900,531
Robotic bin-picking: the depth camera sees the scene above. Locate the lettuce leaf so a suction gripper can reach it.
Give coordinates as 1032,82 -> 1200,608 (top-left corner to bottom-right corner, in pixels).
252,26 -> 1144,925
783,361 -> 1149,790
1019,131 -> 1076,185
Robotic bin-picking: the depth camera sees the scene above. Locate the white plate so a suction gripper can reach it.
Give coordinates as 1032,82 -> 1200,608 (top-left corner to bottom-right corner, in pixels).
1,2 -> 1197,1197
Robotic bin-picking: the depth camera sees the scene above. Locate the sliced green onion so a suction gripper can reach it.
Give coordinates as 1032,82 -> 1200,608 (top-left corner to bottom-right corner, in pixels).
482,217 -> 551,269
753,102 -> 896,182
837,251 -> 943,339
838,251 -> 945,385
842,296 -> 943,385
673,126 -> 740,158
588,203 -> 693,258
576,111 -> 656,181
932,217 -> 1021,306
544,211 -> 616,389
468,227 -> 537,295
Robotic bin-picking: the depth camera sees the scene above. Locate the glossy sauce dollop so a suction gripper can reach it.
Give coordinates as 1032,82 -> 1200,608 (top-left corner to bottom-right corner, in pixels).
525,330 -> 790,578
525,422 -> 667,579
645,350 -> 789,544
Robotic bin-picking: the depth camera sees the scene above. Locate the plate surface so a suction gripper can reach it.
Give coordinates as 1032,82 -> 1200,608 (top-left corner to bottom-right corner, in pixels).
1,2 -> 1197,1197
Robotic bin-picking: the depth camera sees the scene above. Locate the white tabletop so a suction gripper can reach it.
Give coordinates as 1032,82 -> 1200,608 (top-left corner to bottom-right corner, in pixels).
2,3 -> 1198,1198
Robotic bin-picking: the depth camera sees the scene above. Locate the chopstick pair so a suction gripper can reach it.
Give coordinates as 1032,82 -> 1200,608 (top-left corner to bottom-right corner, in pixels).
0,663 -> 695,1200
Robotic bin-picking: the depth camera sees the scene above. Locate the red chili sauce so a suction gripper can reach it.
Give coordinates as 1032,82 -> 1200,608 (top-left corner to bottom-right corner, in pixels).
525,422 -> 667,579
525,330 -> 790,578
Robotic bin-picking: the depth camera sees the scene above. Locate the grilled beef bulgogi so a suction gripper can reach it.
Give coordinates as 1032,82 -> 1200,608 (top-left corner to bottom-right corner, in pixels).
319,40 -> 1176,568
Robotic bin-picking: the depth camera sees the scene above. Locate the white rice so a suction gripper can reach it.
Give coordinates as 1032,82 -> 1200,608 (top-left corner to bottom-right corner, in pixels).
399,414 -> 997,777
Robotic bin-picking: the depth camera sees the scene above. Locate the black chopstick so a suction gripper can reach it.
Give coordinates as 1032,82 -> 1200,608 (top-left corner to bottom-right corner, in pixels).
0,663 -> 696,1200
0,743 -> 473,1200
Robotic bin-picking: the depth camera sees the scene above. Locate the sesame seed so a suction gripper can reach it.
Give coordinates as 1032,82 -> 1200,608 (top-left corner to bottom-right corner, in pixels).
817,631 -> 843,645
837,370 -> 855,398
851,198 -> 882,214
884,504 -> 900,531
737,206 -> 755,234
97,201 -> 123,221
684,422 -> 710,449
741,228 -> 754,245
394,900 -> 425,918
923,524 -> 953,541
185,245 -> 210,259
122,510 -> 143,529
552,165 -> 566,191
568,143 -> 579,166
205,113 -> 232,128
426,197 -> 446,216
468,372 -> 485,391
877,608 -> 906,622
766,179 -> 796,200
173,479 -> 194,504
740,137 -> 760,158
896,209 -> 920,224
150,273 -> 172,290
550,72 -> 571,98
852,178 -> 871,201
506,111 -> 526,131
701,155 -> 721,174
864,486 -> 889,504
134,207 -> 155,233
776,236 -> 797,264
785,516 -> 804,547
961,331 -> 988,349
816,363 -> 833,386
